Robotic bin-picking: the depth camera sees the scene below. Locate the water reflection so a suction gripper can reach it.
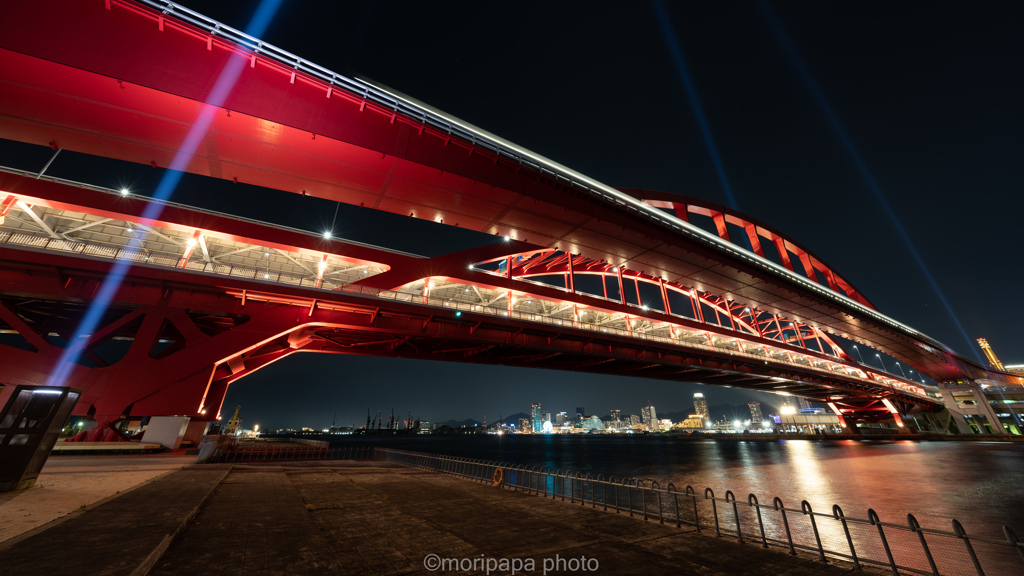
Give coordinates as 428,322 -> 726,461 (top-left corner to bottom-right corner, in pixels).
328,434 -> 1024,536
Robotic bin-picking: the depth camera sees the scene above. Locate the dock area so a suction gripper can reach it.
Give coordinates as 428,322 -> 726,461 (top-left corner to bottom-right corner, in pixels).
0,458 -> 882,575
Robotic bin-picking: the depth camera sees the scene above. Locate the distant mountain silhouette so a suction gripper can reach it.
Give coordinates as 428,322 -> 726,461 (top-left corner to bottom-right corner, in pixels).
437,412 -> 530,429
499,412 -> 531,426
437,418 -> 483,428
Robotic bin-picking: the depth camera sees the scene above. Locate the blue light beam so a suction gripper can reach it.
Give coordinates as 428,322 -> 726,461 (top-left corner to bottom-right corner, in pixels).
755,0 -> 981,363
45,0 -> 286,391
651,0 -> 739,211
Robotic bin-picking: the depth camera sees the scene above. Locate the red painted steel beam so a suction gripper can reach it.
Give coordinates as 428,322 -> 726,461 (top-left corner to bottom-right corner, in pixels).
0,243 -> 942,424
0,0 -> 1002,387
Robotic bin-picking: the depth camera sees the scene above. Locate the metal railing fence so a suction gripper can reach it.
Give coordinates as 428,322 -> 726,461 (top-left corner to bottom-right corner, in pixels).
373,448 -> 1024,576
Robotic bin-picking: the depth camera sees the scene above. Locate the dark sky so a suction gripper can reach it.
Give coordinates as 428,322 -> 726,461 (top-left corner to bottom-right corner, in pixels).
13,1 -> 1024,429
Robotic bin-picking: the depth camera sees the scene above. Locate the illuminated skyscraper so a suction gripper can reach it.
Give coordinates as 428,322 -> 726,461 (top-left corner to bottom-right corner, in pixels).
641,405 -> 658,431
693,393 -> 709,425
610,409 -> 621,422
541,412 -> 552,430
531,403 -> 542,433
555,411 -> 568,426
576,405 -> 586,419
518,418 -> 531,433
748,401 -> 763,423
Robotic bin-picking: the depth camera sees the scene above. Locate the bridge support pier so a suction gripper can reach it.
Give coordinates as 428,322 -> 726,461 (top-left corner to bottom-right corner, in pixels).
946,410 -> 975,435
935,381 -> 1012,435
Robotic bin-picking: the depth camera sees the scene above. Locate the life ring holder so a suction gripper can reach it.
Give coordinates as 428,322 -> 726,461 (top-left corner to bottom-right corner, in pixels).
493,467 -> 504,487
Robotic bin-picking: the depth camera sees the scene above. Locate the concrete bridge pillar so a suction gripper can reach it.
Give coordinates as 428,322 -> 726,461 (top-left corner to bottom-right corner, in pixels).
946,410 -> 975,435
935,380 -> 1010,435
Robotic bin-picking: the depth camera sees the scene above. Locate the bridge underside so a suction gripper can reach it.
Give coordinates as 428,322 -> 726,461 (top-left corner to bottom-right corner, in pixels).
0,0 -> 1003,387
0,239 -> 940,436
0,0 -> 1000,437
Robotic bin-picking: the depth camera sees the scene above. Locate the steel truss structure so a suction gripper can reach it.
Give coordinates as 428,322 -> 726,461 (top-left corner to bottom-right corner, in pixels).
0,0 -> 1018,435
0,172 -> 937,434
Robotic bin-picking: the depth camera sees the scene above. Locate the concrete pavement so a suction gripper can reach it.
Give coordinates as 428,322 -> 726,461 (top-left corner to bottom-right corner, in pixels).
1,459 -> 886,576
0,453 -> 195,546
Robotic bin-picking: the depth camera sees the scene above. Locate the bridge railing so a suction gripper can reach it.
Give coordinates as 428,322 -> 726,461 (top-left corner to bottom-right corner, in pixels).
374,448 -> 1024,576
0,222 -> 931,401
335,282 -> 930,400
131,0 -> 958,348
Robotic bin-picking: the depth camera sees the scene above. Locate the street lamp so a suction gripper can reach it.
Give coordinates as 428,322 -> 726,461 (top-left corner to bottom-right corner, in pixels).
895,362 -> 908,379
875,353 -> 887,373
852,345 -> 866,364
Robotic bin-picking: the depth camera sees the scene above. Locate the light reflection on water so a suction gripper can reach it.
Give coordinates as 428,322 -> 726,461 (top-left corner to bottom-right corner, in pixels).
331,434 -> 1024,536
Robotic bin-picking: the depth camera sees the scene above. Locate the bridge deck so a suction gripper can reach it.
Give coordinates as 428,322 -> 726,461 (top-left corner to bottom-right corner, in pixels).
0,0 -> 1008,386
0,169 -> 941,418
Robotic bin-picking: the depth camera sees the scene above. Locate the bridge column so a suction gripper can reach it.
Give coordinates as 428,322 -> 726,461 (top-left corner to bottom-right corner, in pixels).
935,380 -> 1010,435
827,402 -> 860,435
881,399 -> 915,434
946,410 -> 976,435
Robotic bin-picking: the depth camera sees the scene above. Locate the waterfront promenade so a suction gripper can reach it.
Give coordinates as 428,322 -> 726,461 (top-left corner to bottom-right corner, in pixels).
0,457 -> 883,576
0,452 -> 195,545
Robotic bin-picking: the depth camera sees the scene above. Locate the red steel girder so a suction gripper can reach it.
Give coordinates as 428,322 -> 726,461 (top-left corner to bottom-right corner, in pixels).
0,0 -> 1001,387
0,243 -> 943,427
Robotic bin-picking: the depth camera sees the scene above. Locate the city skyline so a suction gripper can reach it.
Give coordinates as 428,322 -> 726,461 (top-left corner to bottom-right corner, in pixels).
224,354 -> 781,430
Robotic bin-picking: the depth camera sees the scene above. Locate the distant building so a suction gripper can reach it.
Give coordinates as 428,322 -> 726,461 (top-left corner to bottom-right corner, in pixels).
418,421 -> 432,434
610,409 -> 621,422
936,379 -> 1024,435
629,414 -> 640,426
555,411 -> 568,426
773,408 -> 841,434
518,418 -> 531,433
641,405 -> 658,431
531,403 -> 542,433
581,416 -> 605,431
693,393 -> 709,424
673,415 -> 705,430
748,402 -> 763,423
576,405 -> 586,419
540,412 -> 552,428
658,418 -> 673,430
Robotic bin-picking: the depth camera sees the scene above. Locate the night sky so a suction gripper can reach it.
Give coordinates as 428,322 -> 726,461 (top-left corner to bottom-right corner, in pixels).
8,1 -> 1023,429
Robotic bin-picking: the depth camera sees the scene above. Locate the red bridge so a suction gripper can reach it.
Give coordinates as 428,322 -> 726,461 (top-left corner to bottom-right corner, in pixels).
0,0 -> 1015,436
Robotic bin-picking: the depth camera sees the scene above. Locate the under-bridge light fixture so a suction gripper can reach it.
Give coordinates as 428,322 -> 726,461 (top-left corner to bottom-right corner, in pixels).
503,235 -> 511,241
323,231 -> 332,240
120,188 -> 130,196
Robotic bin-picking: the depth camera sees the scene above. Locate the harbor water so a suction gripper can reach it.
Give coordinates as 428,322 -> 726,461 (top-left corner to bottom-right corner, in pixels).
326,434 -> 1024,538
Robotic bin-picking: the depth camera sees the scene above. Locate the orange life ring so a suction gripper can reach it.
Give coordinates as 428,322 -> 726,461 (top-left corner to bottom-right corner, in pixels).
493,468 -> 504,487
